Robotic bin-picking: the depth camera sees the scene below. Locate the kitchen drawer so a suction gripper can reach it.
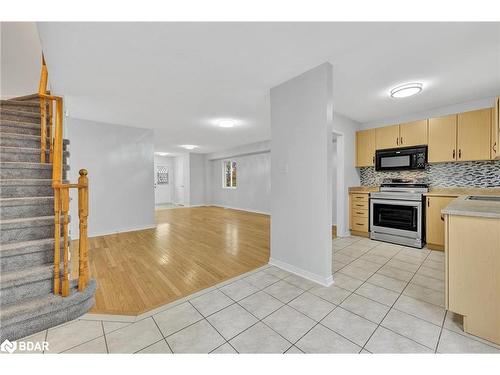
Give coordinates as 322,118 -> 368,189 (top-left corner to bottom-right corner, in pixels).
352,208 -> 368,218
351,200 -> 369,210
351,193 -> 369,202
351,217 -> 369,232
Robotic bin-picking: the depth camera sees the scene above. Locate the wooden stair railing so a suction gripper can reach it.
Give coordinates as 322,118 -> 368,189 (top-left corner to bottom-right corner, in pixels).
38,55 -> 90,297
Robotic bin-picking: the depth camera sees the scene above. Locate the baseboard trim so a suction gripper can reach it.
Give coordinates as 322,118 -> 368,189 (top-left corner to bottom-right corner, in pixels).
269,257 -> 333,287
210,204 -> 270,216
72,224 -> 157,240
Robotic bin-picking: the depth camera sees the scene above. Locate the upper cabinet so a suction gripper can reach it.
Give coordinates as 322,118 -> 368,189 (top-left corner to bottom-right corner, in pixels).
428,115 -> 457,163
492,97 -> 500,160
457,108 -> 491,161
375,124 -> 400,150
355,102 -> 497,168
399,120 -> 428,147
356,129 -> 376,167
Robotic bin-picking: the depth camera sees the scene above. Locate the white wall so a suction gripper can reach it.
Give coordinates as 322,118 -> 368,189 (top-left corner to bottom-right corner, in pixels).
332,138 -> 338,225
189,153 -> 206,206
208,151 -> 271,214
154,155 -> 175,204
332,112 -> 361,236
66,118 -> 155,238
270,63 -> 333,286
0,22 -> 43,98
360,97 -> 496,130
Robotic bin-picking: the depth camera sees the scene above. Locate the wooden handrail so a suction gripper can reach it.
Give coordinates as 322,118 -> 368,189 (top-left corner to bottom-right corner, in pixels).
38,55 -> 90,296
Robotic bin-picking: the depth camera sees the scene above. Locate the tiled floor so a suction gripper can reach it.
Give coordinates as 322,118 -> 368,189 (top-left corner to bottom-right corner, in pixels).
17,236 -> 500,353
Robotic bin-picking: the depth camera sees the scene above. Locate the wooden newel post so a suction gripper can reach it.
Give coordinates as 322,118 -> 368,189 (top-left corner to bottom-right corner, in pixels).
78,169 -> 89,291
61,188 -> 70,297
53,188 -> 61,295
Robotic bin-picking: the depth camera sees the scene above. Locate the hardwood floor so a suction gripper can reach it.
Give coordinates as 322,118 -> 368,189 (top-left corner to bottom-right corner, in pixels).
71,206 -> 270,315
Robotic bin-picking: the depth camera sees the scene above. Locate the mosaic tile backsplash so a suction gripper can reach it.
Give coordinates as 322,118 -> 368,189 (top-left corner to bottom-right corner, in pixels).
359,160 -> 500,188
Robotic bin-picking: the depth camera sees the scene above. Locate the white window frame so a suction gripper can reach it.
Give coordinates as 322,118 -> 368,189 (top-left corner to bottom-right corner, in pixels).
222,160 -> 237,189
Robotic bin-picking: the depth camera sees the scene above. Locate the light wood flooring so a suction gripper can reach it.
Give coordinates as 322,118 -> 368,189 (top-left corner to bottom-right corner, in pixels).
71,206 -> 270,315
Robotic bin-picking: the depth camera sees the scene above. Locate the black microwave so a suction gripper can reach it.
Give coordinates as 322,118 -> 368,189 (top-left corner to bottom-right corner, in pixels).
375,145 -> 427,171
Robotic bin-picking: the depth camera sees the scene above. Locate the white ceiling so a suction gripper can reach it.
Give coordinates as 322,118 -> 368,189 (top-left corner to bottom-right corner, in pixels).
37,22 -> 500,153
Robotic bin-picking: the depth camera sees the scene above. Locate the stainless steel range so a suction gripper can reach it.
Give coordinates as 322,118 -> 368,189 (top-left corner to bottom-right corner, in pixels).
370,178 -> 429,248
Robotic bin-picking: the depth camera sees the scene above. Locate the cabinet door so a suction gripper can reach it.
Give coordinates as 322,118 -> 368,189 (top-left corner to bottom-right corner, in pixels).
375,125 -> 399,150
492,98 -> 500,160
428,115 -> 457,163
426,196 -> 456,250
457,108 -> 491,161
356,129 -> 376,167
399,120 -> 428,147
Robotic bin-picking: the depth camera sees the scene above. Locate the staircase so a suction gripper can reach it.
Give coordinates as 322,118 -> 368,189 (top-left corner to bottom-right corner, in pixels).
0,95 -> 96,342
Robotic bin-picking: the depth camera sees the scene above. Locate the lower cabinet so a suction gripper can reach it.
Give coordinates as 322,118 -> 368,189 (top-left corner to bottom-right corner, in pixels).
349,192 -> 370,237
425,195 -> 457,250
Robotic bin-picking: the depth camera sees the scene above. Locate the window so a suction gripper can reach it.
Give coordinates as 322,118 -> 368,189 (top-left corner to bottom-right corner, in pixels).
223,160 -> 237,188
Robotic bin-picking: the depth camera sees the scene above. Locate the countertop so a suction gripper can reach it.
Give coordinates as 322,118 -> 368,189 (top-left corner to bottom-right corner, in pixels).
349,186 -> 500,196
441,195 -> 500,219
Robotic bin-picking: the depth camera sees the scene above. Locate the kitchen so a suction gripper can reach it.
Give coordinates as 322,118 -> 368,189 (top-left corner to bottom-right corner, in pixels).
348,95 -> 500,345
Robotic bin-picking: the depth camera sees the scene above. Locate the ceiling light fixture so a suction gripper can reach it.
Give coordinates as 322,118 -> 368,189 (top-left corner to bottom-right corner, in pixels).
180,144 -> 198,150
390,83 -> 423,98
217,119 -> 236,128
155,152 -> 170,156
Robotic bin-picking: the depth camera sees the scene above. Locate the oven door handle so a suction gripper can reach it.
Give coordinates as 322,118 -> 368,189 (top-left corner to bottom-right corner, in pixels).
370,199 -> 421,207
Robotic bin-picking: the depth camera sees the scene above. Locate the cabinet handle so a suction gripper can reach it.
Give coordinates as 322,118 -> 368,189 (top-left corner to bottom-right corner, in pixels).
493,142 -> 497,153
440,214 -> 444,221
459,149 -> 462,159
356,204 -> 364,207
396,137 -> 399,146
372,156 -> 375,164
427,198 -> 430,207
452,149 -> 455,159
400,137 -> 403,145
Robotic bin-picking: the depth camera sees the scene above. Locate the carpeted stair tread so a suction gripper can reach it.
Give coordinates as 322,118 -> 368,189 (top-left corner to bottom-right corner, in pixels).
0,237 -> 55,253
0,280 -> 96,329
0,119 -> 41,129
0,100 -> 40,108
0,107 -> 41,118
0,264 -> 54,287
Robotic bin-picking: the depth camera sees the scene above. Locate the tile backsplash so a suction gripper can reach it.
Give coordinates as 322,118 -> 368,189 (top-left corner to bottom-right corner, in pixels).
359,160 -> 500,188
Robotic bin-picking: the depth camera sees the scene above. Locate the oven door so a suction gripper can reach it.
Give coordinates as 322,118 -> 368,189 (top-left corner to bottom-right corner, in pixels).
370,198 -> 422,239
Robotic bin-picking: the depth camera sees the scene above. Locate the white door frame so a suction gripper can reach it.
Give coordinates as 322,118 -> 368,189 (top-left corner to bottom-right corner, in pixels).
332,130 -> 346,237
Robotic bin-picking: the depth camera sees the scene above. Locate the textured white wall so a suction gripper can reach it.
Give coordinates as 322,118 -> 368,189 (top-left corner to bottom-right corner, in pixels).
66,118 -> 155,238
208,151 -> 271,214
189,153 -> 206,206
270,63 -> 333,285
0,22 -> 43,98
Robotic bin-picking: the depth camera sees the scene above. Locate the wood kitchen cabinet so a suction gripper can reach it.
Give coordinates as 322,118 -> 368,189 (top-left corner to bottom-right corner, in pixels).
349,192 -> 370,237
355,129 -> 376,167
375,125 -> 400,150
492,97 -> 500,160
399,120 -> 428,147
428,115 -> 457,163
425,195 -> 457,250
457,108 -> 491,161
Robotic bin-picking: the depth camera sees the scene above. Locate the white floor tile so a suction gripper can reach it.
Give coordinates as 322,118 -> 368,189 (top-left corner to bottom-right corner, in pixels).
238,291 -> 284,319
367,273 -> 407,293
437,329 -> 500,353
153,302 -> 203,337
62,336 -> 108,354
219,279 -> 259,301
309,284 -> 351,305
288,292 -> 336,321
190,290 -> 234,317
365,327 -> 432,353
229,322 -> 291,353
340,293 -> 390,324
355,283 -> 400,307
137,339 -> 172,353
321,307 -> 377,347
166,320 -> 225,353
207,304 -> 258,340
296,324 -> 361,353
393,295 -> 445,326
106,318 -> 162,353
263,280 -> 304,303
263,305 -> 315,342
45,319 -> 103,353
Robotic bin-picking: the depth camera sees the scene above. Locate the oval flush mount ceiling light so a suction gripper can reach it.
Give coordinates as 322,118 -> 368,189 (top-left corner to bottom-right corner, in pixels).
180,144 -> 198,150
155,152 -> 170,156
390,83 -> 423,98
218,119 -> 236,128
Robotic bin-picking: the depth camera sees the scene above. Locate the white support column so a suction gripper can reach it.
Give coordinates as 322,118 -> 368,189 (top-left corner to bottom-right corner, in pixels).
270,63 -> 333,286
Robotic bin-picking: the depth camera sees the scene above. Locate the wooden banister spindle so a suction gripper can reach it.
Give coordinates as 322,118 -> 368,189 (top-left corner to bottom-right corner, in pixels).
53,188 -> 61,295
40,97 -> 47,163
61,188 -> 70,297
78,169 -> 89,291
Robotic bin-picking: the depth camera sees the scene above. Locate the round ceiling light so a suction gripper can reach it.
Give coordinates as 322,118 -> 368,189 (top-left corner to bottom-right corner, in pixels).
218,119 -> 236,128
180,144 -> 198,150
390,83 -> 423,98
155,152 -> 170,156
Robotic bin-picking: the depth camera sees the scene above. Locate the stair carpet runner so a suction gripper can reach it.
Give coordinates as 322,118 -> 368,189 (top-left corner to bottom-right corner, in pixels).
0,95 -> 96,342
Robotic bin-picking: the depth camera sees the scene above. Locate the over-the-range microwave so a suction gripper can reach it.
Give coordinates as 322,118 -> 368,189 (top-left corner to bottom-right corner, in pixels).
375,145 -> 427,171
